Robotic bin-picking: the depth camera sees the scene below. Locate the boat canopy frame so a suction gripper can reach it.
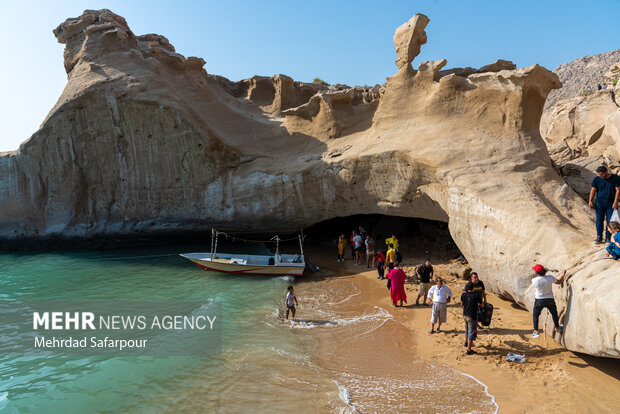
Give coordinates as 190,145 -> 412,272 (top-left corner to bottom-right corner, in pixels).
209,228 -> 305,261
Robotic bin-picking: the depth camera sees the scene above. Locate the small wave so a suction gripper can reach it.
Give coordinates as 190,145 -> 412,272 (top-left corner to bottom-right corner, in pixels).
326,290 -> 361,306
332,381 -> 360,414
286,307 -> 392,329
459,372 -> 499,414
288,319 -> 338,329
271,275 -> 295,282
335,381 -> 351,405
0,391 -> 8,404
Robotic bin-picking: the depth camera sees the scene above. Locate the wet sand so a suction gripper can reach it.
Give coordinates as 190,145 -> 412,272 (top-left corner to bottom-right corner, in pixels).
305,246 -> 620,413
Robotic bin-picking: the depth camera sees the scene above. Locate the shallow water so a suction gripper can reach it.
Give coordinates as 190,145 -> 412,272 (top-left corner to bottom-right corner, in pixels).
0,245 -> 497,413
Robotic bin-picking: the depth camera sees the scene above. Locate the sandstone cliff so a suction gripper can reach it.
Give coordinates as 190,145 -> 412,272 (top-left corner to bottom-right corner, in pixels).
0,10 -> 618,358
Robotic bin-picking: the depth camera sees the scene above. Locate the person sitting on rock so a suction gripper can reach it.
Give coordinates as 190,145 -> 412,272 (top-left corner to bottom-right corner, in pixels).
530,264 -> 567,338
606,222 -> 620,260
588,165 -> 620,243
597,84 -> 602,90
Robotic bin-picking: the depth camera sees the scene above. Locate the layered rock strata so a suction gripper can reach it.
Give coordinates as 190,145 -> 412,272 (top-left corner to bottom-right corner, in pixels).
0,9 -> 618,357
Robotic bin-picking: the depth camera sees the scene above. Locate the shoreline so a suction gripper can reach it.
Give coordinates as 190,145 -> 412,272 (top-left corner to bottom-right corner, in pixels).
305,246 -> 620,413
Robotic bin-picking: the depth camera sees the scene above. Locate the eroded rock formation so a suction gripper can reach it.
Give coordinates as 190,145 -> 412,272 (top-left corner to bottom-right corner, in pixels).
541,61 -> 620,195
1,9 -> 618,357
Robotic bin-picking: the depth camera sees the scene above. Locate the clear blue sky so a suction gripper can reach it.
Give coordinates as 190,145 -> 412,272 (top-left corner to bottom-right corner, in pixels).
1,0 -> 618,151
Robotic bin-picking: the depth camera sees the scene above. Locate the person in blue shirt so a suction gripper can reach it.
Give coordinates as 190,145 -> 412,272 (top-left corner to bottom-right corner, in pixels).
606,222 -> 620,260
589,166 -> 620,243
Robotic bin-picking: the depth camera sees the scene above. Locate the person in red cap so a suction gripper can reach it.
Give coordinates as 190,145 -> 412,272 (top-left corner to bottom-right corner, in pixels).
530,264 -> 567,338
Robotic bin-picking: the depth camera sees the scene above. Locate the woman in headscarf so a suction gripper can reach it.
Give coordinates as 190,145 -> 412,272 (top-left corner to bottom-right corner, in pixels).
387,266 -> 407,307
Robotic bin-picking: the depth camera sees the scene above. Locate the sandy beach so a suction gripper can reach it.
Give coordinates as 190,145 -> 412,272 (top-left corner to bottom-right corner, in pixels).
305,245 -> 620,413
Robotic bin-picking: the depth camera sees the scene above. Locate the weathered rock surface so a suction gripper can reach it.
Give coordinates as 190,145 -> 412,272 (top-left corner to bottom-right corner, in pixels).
541,89 -> 620,157
1,10 -> 619,358
545,48 -> 620,110
541,61 -> 620,195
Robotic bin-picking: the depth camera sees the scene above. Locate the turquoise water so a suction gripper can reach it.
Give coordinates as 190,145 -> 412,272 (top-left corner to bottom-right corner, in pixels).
0,245 -> 498,413
0,245 -> 350,413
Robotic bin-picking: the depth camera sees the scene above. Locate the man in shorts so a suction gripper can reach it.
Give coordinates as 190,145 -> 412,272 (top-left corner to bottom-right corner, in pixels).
461,284 -> 484,355
285,286 -> 298,320
426,277 -> 452,333
416,259 -> 434,305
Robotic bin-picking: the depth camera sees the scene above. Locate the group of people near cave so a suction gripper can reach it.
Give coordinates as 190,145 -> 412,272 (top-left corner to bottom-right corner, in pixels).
323,165 -> 619,355
336,229 -> 491,355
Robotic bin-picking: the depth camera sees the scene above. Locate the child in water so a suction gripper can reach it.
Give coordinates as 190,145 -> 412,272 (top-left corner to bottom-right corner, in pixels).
286,286 -> 298,319
606,222 -> 620,260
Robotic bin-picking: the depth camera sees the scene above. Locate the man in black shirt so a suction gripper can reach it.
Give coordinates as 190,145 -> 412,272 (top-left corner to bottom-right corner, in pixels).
463,272 -> 486,306
416,259 -> 434,306
589,165 -> 620,243
461,285 -> 484,355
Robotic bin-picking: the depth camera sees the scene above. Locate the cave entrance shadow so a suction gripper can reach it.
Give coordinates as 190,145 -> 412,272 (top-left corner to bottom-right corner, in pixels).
298,214 -> 460,282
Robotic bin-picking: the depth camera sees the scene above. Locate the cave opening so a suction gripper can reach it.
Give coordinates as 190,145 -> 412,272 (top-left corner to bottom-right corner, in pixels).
301,214 -> 463,265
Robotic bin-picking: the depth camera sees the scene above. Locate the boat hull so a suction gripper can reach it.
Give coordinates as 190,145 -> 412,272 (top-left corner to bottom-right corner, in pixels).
182,255 -> 305,276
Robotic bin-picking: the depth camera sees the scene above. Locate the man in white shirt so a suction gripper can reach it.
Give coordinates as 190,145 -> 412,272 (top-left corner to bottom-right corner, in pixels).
531,264 -> 566,338
426,277 -> 452,333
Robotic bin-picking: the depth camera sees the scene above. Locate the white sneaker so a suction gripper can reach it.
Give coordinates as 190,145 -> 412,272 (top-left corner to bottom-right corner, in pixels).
531,332 -> 540,338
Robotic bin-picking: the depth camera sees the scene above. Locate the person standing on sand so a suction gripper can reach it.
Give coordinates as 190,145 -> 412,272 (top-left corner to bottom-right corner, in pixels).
531,264 -> 566,338
365,235 -> 375,268
385,234 -> 399,252
589,165 -> 620,243
385,234 -> 402,264
285,286 -> 298,320
386,244 -> 396,270
426,277 -> 452,333
387,266 -> 408,307
464,272 -> 487,307
353,232 -> 364,265
416,259 -> 434,306
376,250 -> 386,279
461,284 -> 484,355
606,222 -> 620,259
337,234 -> 346,262
349,231 -> 356,260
